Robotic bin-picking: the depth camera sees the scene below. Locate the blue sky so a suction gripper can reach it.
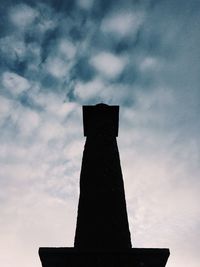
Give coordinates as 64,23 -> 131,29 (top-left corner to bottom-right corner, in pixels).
0,0 -> 200,266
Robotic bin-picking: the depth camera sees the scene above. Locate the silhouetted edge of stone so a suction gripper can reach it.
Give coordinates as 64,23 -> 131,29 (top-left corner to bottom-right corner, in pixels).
39,247 -> 170,267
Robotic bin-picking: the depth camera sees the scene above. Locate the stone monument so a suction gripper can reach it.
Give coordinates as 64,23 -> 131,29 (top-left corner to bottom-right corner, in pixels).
39,103 -> 170,267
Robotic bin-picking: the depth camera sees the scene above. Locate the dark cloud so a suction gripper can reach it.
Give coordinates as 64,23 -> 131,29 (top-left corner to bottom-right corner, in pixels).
74,57 -> 96,82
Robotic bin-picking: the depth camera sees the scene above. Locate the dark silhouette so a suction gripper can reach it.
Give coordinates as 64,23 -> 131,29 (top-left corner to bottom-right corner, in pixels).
74,104 -> 131,249
39,104 -> 170,266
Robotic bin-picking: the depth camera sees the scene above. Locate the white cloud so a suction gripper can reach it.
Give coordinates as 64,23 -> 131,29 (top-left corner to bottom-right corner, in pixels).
45,57 -> 69,78
0,36 -> 42,73
90,52 -> 126,79
48,101 -> 77,119
43,40 -> 77,79
139,57 -> 160,71
58,39 -> 76,61
74,78 -> 104,100
29,90 -> 60,109
0,95 -> 81,267
17,110 -> 40,137
75,80 -> 133,105
0,99 -> 40,138
0,96 -> 12,122
9,4 -> 39,29
37,18 -> 57,33
0,189 -> 77,267
76,0 -> 94,10
64,140 -> 84,160
35,3 -> 58,33
2,72 -> 31,95
101,11 -> 144,38
38,121 -> 66,141
117,86 -> 200,261
0,36 -> 27,62
29,89 -> 77,120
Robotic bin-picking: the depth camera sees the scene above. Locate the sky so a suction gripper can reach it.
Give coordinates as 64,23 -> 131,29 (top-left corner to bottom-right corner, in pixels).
0,0 -> 200,266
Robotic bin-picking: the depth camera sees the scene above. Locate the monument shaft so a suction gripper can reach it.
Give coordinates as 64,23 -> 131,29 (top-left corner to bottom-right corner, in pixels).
74,104 -> 131,249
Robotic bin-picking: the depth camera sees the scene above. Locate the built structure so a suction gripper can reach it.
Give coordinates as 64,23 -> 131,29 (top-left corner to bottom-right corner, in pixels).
39,104 -> 170,267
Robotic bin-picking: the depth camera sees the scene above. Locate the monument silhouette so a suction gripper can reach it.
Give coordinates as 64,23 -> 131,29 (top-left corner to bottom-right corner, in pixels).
39,104 -> 170,267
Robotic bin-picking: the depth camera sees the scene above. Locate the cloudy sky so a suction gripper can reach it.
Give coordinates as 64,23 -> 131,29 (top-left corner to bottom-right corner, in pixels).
0,0 -> 200,266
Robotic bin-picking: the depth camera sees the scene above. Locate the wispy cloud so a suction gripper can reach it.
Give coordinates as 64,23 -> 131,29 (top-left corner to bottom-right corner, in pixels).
90,52 -> 127,79
9,4 -> 39,29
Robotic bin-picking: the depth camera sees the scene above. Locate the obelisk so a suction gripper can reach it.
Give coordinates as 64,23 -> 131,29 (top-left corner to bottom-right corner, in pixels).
74,104 -> 131,249
39,103 -> 170,267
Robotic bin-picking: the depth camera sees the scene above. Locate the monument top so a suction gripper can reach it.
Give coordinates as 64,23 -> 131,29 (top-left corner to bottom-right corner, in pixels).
83,103 -> 119,137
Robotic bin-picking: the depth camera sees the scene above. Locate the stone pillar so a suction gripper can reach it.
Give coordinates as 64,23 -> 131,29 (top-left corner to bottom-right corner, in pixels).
74,104 -> 131,249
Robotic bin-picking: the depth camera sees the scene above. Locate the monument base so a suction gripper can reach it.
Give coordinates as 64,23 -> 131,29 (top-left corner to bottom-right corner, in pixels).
39,247 -> 170,267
